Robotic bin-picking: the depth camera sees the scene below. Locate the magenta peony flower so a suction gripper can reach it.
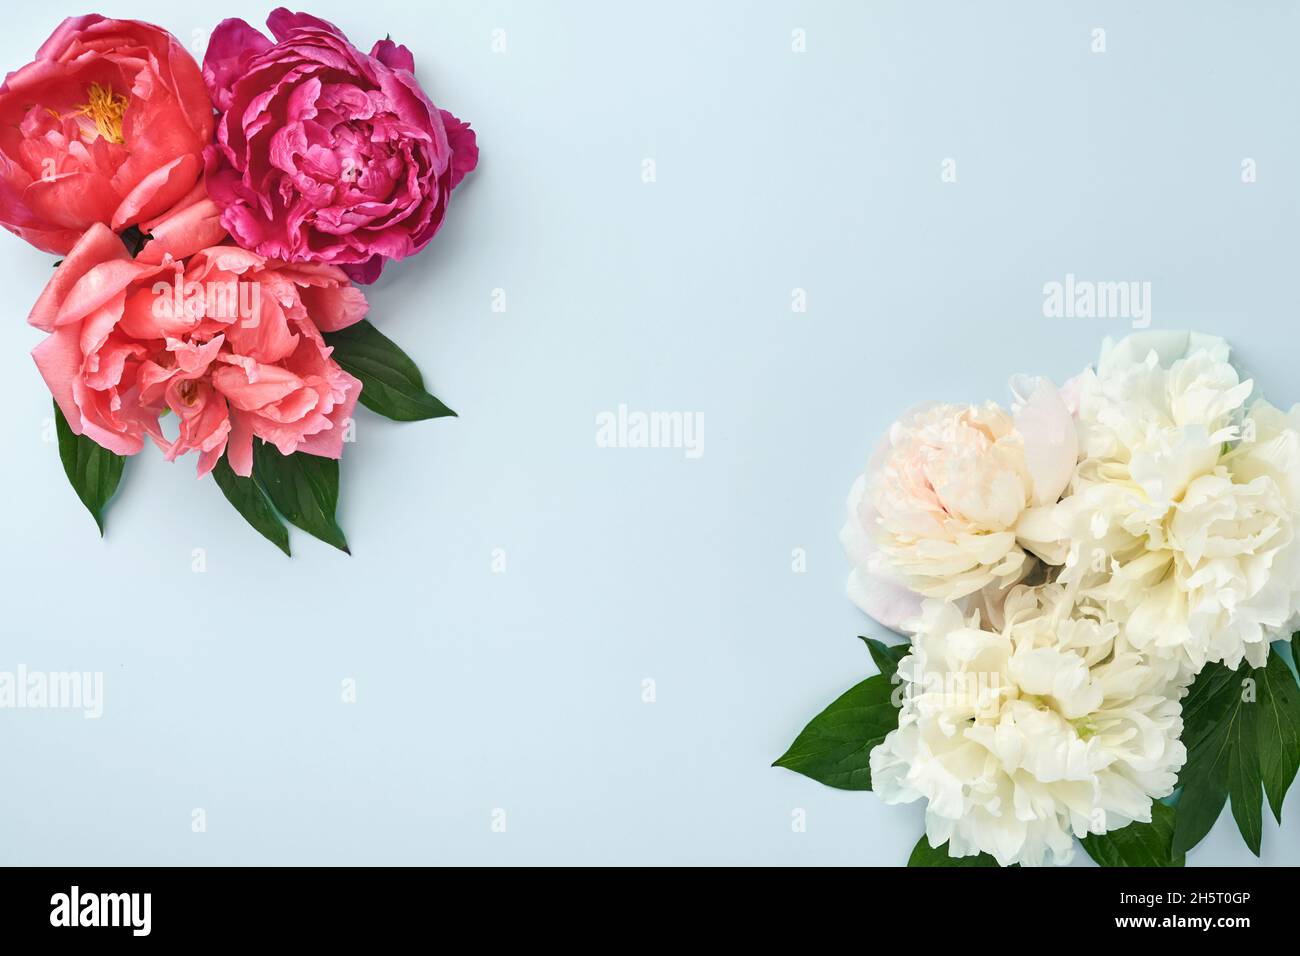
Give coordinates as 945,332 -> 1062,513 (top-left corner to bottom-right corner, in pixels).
201,9 -> 478,283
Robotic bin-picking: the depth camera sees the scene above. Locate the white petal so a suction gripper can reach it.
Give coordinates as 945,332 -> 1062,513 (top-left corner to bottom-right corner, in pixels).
1099,330 -> 1230,373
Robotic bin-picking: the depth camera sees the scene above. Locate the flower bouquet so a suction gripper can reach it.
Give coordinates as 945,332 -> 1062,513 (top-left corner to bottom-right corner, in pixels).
3,10 -> 477,552
777,331 -> 1300,866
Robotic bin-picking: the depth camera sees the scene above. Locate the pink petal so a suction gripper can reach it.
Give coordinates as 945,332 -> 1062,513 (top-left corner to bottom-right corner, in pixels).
203,18 -> 273,111
440,110 -> 479,190
295,371 -> 362,459
298,282 -> 368,332
32,326 -> 84,431
341,256 -> 385,285
1009,375 -> 1079,506
136,198 -> 229,264
371,38 -> 415,73
265,8 -> 346,42
840,474 -> 923,633
227,410 -> 255,477
211,359 -> 303,411
110,153 -> 203,230
28,223 -> 128,332
55,259 -> 161,329
847,568 -> 924,636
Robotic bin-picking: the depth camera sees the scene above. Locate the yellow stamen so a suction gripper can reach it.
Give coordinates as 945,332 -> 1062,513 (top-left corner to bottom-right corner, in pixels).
70,83 -> 129,144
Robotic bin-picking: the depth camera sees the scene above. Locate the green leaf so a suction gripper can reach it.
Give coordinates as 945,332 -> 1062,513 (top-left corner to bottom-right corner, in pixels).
119,224 -> 150,257
1227,687 -> 1262,855
907,836 -> 1000,867
252,443 -> 349,554
1171,656 -> 1297,858
1081,801 -> 1185,867
1258,651 -> 1300,823
858,636 -> 909,681
772,674 -> 898,790
1172,717 -> 1232,856
211,455 -> 290,556
53,400 -> 125,535
324,319 -> 455,422
1173,662 -> 1246,855
1178,661 -> 1239,756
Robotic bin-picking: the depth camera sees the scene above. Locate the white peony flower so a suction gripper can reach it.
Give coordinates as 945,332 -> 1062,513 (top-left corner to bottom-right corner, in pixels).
869,586 -> 1187,867
841,378 -> 1077,631
1053,332 -> 1300,670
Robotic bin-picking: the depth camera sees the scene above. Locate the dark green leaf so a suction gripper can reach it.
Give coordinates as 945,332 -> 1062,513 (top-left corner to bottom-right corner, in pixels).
1172,714 -> 1232,856
119,225 -> 150,257
324,319 -> 455,422
53,400 -> 125,535
858,636 -> 909,682
1178,661 -> 1238,756
1227,684 -> 1262,855
1173,661 -> 1243,855
1173,660 -> 1274,857
1081,801 -> 1184,867
908,836 -> 1000,867
252,443 -> 349,554
772,674 -> 898,790
1258,650 -> 1300,824
211,455 -> 290,556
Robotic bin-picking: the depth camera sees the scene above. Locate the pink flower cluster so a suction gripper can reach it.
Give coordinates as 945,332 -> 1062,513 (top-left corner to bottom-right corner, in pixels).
1,9 -> 477,475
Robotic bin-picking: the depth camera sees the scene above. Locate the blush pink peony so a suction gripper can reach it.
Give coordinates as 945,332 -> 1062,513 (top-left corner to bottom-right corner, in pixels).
30,216 -> 366,477
841,377 -> 1078,631
0,15 -> 213,255
201,9 -> 478,284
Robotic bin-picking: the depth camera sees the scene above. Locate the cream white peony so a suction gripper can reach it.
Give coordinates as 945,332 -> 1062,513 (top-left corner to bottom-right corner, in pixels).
869,586 -> 1187,867
1053,332 -> 1300,670
841,377 -> 1077,631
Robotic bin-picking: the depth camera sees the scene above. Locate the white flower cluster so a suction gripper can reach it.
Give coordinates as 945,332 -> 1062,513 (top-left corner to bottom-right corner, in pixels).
844,331 -> 1299,866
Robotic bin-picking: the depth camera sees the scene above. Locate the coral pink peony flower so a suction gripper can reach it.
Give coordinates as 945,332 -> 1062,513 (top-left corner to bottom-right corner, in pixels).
30,220 -> 365,477
202,9 -> 478,283
0,16 -> 214,255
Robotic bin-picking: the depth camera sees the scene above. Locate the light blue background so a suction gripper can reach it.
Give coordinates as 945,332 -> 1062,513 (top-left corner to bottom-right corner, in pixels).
1,0 -> 1298,865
